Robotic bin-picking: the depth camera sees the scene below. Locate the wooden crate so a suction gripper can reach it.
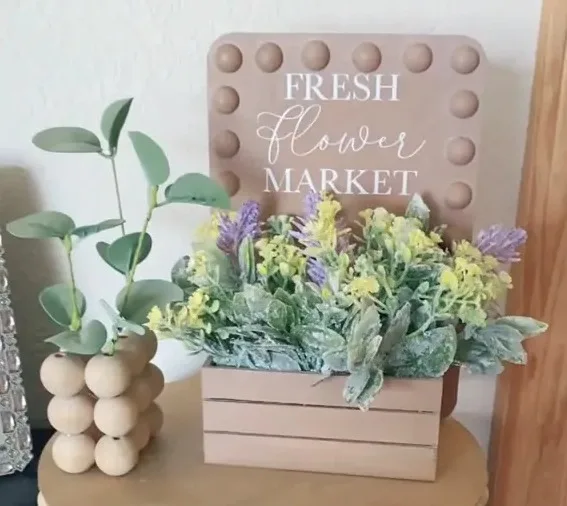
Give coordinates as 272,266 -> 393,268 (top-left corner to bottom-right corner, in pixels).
200,363 -> 443,481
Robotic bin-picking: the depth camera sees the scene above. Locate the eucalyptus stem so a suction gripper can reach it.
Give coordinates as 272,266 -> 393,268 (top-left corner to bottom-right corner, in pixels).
112,186 -> 159,343
63,235 -> 81,332
109,155 -> 126,236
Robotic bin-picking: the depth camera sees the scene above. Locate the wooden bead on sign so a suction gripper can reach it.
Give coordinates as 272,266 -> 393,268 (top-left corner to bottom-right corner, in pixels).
40,353 -> 85,397
47,395 -> 94,435
142,329 -> 158,361
51,433 -> 95,474
94,396 -> 138,437
85,354 -> 131,398
143,402 -> 164,437
37,491 -> 49,506
95,436 -> 139,477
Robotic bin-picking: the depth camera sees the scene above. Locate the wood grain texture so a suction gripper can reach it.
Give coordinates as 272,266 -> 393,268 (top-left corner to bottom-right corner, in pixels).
38,377 -> 489,506
203,400 -> 439,445
489,1 -> 567,505
201,363 -> 443,412
203,432 -> 438,481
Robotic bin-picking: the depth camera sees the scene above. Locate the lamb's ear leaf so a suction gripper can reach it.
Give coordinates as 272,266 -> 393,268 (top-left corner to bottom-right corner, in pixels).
405,193 -> 430,228
495,316 -> 548,339
32,127 -> 102,153
7,211 -> 76,239
101,98 -> 134,150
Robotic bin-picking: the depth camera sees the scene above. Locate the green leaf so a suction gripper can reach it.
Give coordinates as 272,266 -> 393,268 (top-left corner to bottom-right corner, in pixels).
7,211 -> 76,239
32,127 -> 102,153
72,218 -> 125,239
456,340 -> 504,374
381,302 -> 411,354
270,352 -> 302,371
45,319 -> 107,355
106,232 -> 152,275
116,279 -> 183,324
238,236 -> 256,284
295,325 -> 345,352
343,366 -> 384,411
322,349 -> 348,372
96,241 -> 124,274
477,323 -> 527,365
348,305 -> 382,371
39,284 -> 86,327
101,98 -> 133,150
128,131 -> 170,186
266,299 -> 288,331
165,173 -> 231,210
386,325 -> 457,378
244,284 -> 272,315
232,292 -> 252,324
170,255 -> 194,290
405,193 -> 430,228
99,299 -> 145,336
495,316 -> 548,339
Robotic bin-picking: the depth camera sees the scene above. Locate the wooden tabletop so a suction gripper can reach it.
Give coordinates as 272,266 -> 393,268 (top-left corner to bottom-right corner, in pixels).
38,375 -> 488,506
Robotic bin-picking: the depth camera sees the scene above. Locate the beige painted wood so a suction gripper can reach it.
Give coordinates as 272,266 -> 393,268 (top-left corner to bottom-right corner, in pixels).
203,400 -> 439,445
201,364 -> 443,412
204,432 -> 438,481
38,376 -> 488,506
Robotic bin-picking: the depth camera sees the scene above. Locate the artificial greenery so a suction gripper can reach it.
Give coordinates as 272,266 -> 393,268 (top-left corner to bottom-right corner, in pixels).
6,98 -> 230,356
148,191 -> 548,410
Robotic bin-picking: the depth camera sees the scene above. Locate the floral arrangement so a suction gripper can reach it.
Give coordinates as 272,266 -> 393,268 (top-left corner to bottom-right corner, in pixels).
148,191 -> 548,410
5,98 -> 229,356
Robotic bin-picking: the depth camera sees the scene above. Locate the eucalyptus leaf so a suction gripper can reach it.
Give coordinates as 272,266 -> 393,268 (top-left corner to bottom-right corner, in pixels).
39,284 -> 86,327
72,218 -> 125,239
99,299 -> 145,335
96,241 -> 124,274
165,173 -> 231,210
128,131 -> 170,186
32,127 -> 102,153
45,319 -> 107,355
101,98 -> 133,150
106,232 -> 152,275
116,279 -> 183,324
405,193 -> 430,228
495,316 -> 548,339
7,211 -> 76,239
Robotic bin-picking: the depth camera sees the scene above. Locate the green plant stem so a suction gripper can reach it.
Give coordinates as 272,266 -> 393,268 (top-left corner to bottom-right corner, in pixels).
112,186 -> 159,345
109,155 -> 126,236
63,236 -> 81,332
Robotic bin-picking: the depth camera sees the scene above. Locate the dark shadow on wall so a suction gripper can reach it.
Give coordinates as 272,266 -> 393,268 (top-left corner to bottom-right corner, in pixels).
0,166 -> 61,428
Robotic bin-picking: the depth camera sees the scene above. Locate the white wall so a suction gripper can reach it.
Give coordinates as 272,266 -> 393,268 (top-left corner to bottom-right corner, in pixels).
0,0 -> 541,453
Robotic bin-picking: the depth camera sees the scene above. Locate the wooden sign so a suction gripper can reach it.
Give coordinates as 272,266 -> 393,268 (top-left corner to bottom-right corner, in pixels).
207,33 -> 486,238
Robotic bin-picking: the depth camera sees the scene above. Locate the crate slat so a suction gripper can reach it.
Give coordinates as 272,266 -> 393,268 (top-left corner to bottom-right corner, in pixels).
201,365 -> 443,412
203,432 -> 438,481
203,400 -> 439,446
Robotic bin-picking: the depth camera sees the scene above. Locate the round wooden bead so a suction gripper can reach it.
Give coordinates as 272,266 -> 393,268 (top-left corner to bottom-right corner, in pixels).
37,491 -> 49,506
142,329 -> 158,362
51,433 -> 95,474
126,375 -> 153,412
84,423 -> 103,443
95,436 -> 139,476
94,396 -> 138,437
141,363 -> 165,400
143,402 -> 164,438
40,353 -> 85,397
114,335 -> 148,376
47,395 -> 94,435
85,354 -> 131,398
127,419 -> 151,451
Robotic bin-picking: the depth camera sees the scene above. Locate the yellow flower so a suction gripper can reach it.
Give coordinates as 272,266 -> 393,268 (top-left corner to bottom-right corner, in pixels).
440,268 -> 459,292
146,306 -> 164,332
256,235 -> 306,278
345,276 -> 380,299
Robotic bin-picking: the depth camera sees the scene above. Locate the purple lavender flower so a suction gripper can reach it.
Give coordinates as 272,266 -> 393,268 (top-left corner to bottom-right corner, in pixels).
217,200 -> 260,255
307,258 -> 327,287
304,190 -> 322,219
474,225 -> 528,263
